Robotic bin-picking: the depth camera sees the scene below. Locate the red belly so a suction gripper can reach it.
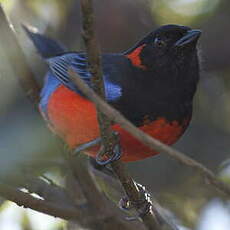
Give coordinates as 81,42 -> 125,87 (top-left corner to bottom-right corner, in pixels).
46,85 -> 189,162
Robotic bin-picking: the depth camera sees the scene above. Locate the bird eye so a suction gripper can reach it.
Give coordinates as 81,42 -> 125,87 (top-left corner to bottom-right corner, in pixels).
154,37 -> 166,48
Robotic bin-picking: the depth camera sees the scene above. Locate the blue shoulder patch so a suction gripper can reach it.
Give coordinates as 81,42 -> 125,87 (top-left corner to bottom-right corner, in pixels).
44,52 -> 122,105
46,53 -> 91,88
104,74 -> 122,102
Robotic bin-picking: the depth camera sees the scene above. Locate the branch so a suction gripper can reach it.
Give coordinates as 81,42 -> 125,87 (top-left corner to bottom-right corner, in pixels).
0,5 -> 149,229
66,156 -> 146,230
66,155 -> 114,217
68,69 -> 230,198
0,4 -> 40,105
80,0 -> 114,160
0,183 -> 84,221
0,4 -> 159,230
16,176 -> 74,207
89,164 -> 179,230
2,175 -> 146,230
79,1 -> 160,229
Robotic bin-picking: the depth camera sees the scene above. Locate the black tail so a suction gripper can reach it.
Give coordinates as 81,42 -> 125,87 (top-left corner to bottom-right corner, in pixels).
23,25 -> 67,58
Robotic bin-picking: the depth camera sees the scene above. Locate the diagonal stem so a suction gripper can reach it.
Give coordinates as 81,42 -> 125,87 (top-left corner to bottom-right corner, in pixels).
69,69 -> 230,199
0,5 -> 147,229
79,1 -> 161,229
0,4 -> 40,105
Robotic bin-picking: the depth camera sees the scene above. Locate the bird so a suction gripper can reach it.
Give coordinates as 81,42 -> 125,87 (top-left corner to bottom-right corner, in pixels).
25,24 -> 201,163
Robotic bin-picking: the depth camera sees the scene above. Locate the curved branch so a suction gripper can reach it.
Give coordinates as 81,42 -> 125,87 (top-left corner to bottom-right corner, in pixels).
17,176 -> 74,206
0,4 -> 40,105
0,183 -> 83,221
0,5 -> 150,229
68,69 -> 230,198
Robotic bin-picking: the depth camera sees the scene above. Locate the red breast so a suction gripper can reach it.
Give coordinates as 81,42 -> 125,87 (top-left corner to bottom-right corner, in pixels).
47,85 -> 190,162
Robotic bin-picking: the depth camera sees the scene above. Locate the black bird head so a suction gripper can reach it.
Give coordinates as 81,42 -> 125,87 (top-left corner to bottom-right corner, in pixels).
124,24 -> 202,120
125,24 -> 201,72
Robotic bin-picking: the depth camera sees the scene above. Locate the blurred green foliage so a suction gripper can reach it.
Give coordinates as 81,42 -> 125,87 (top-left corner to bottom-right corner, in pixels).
152,0 -> 220,25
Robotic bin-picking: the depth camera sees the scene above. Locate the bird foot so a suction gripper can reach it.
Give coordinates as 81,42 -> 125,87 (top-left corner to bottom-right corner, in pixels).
119,183 -> 152,221
73,132 -> 122,165
95,132 -> 122,165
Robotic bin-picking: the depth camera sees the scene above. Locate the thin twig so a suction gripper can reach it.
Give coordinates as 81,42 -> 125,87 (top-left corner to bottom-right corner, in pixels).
89,165 -> 179,230
0,4 -> 40,105
65,156 -> 146,230
68,69 -> 230,198
67,155 -> 113,217
0,183 -> 84,221
0,4 -> 155,230
0,5 -> 148,229
17,176 -> 74,206
80,0 -> 114,159
79,1 -> 161,229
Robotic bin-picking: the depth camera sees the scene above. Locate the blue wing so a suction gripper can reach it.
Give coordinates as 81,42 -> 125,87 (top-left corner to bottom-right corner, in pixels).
46,53 -> 122,102
46,52 -> 91,91
24,25 -> 122,102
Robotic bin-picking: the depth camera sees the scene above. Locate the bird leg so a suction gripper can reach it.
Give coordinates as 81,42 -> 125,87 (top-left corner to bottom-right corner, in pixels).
73,137 -> 102,154
95,131 -> 122,165
73,132 -> 122,165
79,136 -> 152,220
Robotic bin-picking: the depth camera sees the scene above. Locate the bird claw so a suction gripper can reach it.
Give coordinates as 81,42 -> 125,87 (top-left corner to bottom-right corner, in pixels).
95,142 -> 121,165
73,132 -> 122,165
119,196 -> 132,211
119,183 -> 152,221
95,132 -> 122,165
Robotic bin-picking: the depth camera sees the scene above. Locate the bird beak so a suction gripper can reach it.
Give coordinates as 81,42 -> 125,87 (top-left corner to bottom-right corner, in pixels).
174,29 -> 201,47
